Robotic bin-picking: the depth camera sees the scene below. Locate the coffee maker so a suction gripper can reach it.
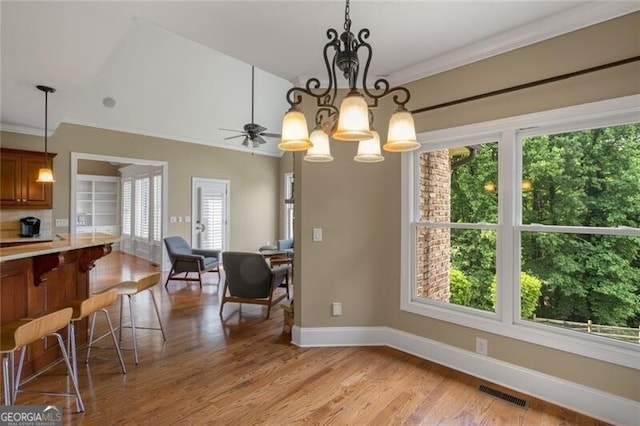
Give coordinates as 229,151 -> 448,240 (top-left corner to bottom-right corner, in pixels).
20,216 -> 41,237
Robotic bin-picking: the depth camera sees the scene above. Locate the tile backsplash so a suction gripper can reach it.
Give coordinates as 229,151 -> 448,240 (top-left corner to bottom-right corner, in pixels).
0,209 -> 53,238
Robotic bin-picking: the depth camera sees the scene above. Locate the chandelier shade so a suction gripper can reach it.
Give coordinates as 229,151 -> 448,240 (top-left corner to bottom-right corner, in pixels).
383,108 -> 419,152
332,91 -> 372,141
279,0 -> 419,163
278,108 -> 312,151
354,131 -> 384,163
35,85 -> 56,183
305,127 -> 334,162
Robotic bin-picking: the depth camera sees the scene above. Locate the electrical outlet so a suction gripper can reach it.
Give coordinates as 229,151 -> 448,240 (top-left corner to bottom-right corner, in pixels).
332,302 -> 342,316
475,337 -> 488,355
55,218 -> 69,227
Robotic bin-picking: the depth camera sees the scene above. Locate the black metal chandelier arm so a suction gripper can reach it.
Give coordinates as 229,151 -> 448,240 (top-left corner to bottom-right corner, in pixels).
285,86 -> 340,118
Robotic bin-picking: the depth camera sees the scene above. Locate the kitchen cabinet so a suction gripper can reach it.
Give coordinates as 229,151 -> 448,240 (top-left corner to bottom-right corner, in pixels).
0,148 -> 56,209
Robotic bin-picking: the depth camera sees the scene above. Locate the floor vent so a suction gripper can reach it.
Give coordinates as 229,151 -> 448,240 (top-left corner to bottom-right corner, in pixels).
477,384 -> 530,409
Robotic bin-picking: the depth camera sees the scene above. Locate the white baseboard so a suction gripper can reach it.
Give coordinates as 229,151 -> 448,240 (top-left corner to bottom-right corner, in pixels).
290,325 -> 639,425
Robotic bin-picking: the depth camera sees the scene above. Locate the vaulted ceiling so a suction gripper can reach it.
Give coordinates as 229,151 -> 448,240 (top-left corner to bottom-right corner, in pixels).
1,1 -> 637,157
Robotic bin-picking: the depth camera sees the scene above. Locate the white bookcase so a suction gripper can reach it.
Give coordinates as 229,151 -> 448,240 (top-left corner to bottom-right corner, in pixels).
76,175 -> 121,245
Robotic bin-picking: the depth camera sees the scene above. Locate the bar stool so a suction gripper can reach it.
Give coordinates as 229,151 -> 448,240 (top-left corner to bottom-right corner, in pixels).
64,289 -> 126,382
1,307 -> 84,412
109,272 -> 166,364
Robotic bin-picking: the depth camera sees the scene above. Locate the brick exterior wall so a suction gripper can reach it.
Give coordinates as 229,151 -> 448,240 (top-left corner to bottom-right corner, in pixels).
417,150 -> 451,302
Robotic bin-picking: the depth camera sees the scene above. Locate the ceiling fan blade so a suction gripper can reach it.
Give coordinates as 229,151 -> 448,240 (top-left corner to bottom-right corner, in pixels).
241,136 -> 249,147
219,128 -> 244,133
224,134 -> 247,140
261,132 -> 282,138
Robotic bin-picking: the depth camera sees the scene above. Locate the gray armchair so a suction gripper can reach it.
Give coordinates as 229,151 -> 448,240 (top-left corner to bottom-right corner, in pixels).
164,236 -> 220,288
219,252 -> 290,319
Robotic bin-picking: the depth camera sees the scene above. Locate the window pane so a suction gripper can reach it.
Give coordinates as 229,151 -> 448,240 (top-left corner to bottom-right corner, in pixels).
416,226 -> 496,313
522,123 -> 640,227
134,177 -> 149,239
122,180 -> 132,236
419,142 -> 498,223
521,231 -> 640,343
153,174 -> 161,242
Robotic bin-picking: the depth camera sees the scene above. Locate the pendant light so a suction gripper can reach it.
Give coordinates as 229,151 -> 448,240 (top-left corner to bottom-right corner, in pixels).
36,85 -> 56,183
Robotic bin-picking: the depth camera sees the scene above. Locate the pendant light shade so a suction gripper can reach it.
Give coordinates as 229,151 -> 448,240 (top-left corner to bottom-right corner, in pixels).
354,131 -> 384,163
35,85 -> 56,183
332,91 -> 372,141
383,107 -> 419,152
304,127 -> 334,162
278,108 -> 312,151
37,168 -> 55,182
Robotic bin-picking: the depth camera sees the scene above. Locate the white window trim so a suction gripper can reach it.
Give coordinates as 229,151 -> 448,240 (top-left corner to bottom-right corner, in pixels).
401,94 -> 640,369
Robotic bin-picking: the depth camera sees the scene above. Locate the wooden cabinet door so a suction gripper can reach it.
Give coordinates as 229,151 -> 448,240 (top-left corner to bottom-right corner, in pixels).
21,153 -> 52,207
0,149 -> 54,209
0,152 -> 23,207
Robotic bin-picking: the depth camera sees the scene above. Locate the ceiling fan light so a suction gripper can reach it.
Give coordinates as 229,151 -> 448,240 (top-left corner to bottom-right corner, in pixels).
36,167 -> 55,183
333,91 -> 372,142
383,108 -> 419,152
354,131 -> 384,163
305,127 -> 333,162
278,108 -> 312,151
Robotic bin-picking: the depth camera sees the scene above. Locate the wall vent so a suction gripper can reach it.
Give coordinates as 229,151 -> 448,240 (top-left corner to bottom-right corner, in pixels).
477,384 -> 530,409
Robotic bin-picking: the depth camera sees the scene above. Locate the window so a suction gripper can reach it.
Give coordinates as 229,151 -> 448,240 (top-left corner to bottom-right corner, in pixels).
153,173 -> 162,242
134,176 -> 150,239
403,96 -> 640,368
284,172 -> 294,240
122,180 -> 132,236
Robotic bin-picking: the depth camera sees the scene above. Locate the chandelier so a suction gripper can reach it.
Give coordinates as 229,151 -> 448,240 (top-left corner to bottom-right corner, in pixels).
277,0 -> 419,163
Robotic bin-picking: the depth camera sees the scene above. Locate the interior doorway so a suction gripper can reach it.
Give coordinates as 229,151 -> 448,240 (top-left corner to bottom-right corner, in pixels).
70,152 -> 168,267
191,178 -> 229,253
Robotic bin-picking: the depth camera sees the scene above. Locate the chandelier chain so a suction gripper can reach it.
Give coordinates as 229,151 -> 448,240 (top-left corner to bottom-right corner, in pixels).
344,0 -> 351,32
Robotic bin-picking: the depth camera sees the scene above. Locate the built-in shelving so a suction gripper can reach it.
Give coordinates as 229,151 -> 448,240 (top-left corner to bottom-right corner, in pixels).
76,175 -> 121,242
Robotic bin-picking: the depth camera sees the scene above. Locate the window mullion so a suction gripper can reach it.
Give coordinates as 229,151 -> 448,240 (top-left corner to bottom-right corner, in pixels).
498,129 -> 518,326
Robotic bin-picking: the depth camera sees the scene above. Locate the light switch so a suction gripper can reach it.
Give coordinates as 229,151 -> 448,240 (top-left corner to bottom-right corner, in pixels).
185,216 -> 191,223
313,228 -> 323,242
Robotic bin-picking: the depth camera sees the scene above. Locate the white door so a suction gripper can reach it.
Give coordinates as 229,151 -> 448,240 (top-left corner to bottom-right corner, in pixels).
192,178 -> 229,252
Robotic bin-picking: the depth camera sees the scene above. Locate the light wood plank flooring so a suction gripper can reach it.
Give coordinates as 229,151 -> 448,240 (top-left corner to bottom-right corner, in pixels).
7,252 -> 608,425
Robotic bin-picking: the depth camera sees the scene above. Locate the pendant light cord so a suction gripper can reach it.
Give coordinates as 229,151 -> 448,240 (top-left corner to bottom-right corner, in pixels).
44,89 -> 49,168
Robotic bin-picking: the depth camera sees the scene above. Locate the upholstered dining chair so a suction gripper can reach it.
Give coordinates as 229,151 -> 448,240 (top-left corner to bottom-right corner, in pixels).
164,236 -> 221,288
219,252 -> 290,319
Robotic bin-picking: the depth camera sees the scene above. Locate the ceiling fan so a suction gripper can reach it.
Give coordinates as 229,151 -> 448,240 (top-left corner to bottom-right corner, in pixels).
220,66 -> 281,149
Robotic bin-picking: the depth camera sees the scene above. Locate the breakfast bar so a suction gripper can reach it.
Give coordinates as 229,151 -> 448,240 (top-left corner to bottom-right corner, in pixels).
0,233 -> 118,377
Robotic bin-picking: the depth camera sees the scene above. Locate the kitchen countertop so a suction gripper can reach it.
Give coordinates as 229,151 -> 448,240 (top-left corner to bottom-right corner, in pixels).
0,235 -> 54,244
0,233 -> 120,262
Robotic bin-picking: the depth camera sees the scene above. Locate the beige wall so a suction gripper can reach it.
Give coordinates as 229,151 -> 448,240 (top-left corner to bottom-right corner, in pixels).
0,123 -> 281,251
77,159 -> 120,176
295,12 -> 640,401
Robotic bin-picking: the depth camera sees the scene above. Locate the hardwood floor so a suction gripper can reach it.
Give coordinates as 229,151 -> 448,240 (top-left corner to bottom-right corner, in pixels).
5,252 -> 608,425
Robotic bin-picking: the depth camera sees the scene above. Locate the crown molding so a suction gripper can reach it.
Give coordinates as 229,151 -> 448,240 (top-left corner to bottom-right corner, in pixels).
389,2 -> 640,86
0,123 -> 54,137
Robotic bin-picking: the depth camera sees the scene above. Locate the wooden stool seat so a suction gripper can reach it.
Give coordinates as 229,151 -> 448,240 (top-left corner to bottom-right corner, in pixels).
1,308 -> 84,412
105,272 -> 166,364
61,289 -> 126,382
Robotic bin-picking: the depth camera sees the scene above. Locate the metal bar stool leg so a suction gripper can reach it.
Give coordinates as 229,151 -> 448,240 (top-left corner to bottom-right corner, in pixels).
54,332 -> 84,412
13,346 -> 27,400
68,322 -> 78,382
100,308 -> 127,374
148,289 -> 167,341
128,295 -> 139,364
85,312 -> 98,366
2,352 -> 14,405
